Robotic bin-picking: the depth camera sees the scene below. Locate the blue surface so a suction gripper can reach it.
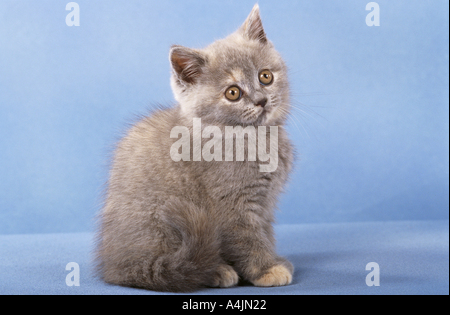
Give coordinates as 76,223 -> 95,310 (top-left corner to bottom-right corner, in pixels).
0,1 -> 448,234
0,221 -> 448,295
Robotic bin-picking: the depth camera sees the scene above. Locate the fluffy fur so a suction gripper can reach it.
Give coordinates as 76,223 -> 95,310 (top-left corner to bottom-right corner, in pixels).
95,4 -> 294,292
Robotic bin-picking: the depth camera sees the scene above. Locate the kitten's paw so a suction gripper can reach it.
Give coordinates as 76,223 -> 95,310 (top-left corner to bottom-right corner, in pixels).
252,265 -> 293,287
211,264 -> 239,288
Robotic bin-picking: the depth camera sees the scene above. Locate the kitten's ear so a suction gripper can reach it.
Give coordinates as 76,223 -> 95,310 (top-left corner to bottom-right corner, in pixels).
239,4 -> 267,44
169,45 -> 206,84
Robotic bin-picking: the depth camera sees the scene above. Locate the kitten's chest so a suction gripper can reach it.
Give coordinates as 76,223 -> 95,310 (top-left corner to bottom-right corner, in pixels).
198,160 -> 273,208
195,131 -> 292,206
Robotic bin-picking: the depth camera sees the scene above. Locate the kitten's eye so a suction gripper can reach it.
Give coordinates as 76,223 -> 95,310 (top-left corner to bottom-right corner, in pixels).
225,86 -> 242,101
259,69 -> 273,85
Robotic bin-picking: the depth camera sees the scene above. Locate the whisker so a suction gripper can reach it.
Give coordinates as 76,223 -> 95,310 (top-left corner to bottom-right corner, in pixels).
290,102 -> 328,128
277,107 -> 309,139
288,111 -> 311,139
290,91 -> 340,98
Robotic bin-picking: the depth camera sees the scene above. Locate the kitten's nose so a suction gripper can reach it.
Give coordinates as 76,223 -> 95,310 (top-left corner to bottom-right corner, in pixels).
255,97 -> 267,108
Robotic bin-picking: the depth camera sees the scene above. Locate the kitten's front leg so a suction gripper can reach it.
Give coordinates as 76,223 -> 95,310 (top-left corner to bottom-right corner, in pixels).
211,264 -> 239,288
224,214 -> 294,287
251,257 -> 293,287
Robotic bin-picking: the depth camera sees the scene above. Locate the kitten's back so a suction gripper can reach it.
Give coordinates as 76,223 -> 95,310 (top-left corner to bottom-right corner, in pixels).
96,106 -> 225,292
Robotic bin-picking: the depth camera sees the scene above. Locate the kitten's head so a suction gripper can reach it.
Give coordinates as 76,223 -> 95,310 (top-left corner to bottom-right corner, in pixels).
169,4 -> 290,126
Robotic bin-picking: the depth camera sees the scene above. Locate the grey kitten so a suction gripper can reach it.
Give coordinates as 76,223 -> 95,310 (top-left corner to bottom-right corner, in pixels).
95,4 -> 294,292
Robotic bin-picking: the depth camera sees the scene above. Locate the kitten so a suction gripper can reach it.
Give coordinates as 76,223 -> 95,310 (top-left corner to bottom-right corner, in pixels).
95,4 -> 294,292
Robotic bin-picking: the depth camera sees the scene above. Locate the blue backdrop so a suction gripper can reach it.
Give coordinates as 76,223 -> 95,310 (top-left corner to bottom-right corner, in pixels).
0,0 -> 448,234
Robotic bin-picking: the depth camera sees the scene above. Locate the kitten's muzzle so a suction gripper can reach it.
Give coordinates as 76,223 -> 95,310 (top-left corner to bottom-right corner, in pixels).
255,97 -> 267,108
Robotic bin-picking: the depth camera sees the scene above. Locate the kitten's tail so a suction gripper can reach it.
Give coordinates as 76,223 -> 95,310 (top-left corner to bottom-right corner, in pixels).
151,200 -> 222,292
